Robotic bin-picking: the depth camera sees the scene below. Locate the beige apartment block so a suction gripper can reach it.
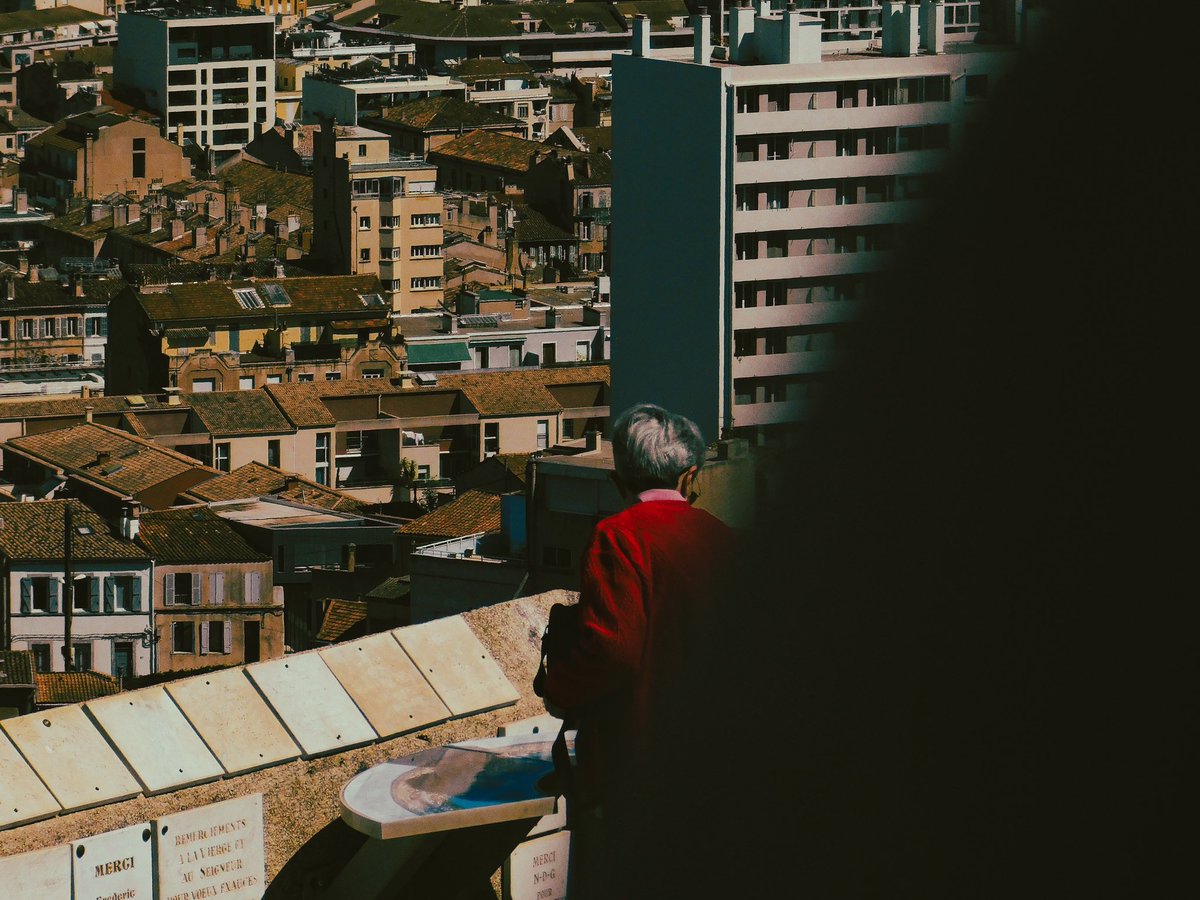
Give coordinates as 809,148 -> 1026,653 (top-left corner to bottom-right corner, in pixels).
313,122 -> 444,313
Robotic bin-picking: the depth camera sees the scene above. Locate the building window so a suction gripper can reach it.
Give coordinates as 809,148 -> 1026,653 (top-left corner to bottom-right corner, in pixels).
73,577 -> 94,612
239,375 -> 255,390
20,319 -> 32,339
411,245 -> 441,258
576,340 -> 591,362
359,216 -> 371,230
42,318 -> 56,338
31,643 -> 52,673
536,419 -> 549,449
416,464 -> 431,481
325,371 -> 341,381
541,342 -> 556,365
362,368 -> 384,379
411,277 -> 441,290
215,442 -> 231,472
27,577 -> 54,613
172,622 -> 195,654
0,321 -> 9,341
358,143 -> 368,157
266,374 -> 282,384
173,572 -> 197,605
132,137 -> 146,179
64,317 -> 79,337
359,248 -> 371,263
109,575 -> 136,612
267,439 -> 280,467
483,422 -> 499,457
193,377 -> 216,392
87,317 -> 105,337
74,642 -> 92,671
315,432 -> 331,485
411,213 -> 440,227
735,331 -> 756,357
297,373 -> 314,382
765,282 -> 787,307
764,331 -> 787,354
206,620 -> 228,655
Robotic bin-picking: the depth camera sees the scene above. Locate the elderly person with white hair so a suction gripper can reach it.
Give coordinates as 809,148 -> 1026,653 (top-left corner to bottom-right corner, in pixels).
543,402 -> 733,898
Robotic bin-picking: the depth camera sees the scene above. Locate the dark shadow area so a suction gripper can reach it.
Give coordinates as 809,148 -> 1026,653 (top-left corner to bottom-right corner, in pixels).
621,4 -> 1187,897
263,817 -> 367,900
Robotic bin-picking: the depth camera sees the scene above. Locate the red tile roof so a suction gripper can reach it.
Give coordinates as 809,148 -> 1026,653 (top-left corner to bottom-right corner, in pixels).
316,599 -> 369,642
35,670 -> 121,706
396,489 -> 501,538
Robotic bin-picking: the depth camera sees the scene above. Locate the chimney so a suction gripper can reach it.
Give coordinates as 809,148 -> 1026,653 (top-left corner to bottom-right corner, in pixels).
284,474 -> 300,488
119,502 -> 141,540
693,11 -> 712,65
193,226 -> 207,249
442,312 -> 458,333
3,275 -> 13,301
80,383 -> 91,399
782,2 -> 821,65
882,1 -> 918,56
170,217 -> 185,240
28,266 -> 39,284
96,450 -> 111,466
14,189 -> 27,214
84,405 -> 94,423
15,254 -> 28,275
164,386 -> 182,405
128,200 -> 142,223
631,14 -> 651,57
273,259 -> 285,278
148,209 -> 163,233
224,183 -> 240,217
238,205 -> 251,232
243,239 -> 257,261
585,430 -> 600,451
217,231 -> 230,254
73,274 -> 85,298
920,0 -> 946,54
545,307 -> 559,328
287,213 -> 300,233
299,227 -> 312,253
730,0 -> 756,63
255,202 -> 268,221
113,204 -> 129,227
343,542 -> 357,572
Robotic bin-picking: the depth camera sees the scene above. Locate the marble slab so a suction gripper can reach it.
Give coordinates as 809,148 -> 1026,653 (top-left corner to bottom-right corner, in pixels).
340,734 -> 558,841
320,633 -> 452,738
497,713 -> 562,739
155,794 -> 265,900
85,687 -> 225,794
0,728 -> 61,829
166,668 -> 301,774
392,618 -> 520,717
245,653 -> 377,757
504,829 -> 571,900
71,821 -> 154,900
0,843 -> 72,897
1,705 -> 141,811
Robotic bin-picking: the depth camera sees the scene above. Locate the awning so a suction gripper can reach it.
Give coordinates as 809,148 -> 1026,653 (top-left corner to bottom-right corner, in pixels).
406,342 -> 471,365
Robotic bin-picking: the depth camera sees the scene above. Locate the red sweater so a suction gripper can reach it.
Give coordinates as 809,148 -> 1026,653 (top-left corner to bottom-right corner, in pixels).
544,498 -> 732,799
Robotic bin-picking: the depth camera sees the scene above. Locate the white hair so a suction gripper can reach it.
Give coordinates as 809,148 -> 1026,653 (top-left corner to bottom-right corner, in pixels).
611,403 -> 706,493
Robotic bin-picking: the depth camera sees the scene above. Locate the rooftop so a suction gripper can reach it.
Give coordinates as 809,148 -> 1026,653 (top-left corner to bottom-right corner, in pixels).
367,95 -> 523,132
0,276 -> 125,312
0,650 -> 34,688
0,6 -> 109,34
315,598 -> 369,642
438,363 -> 610,416
135,275 -> 387,324
209,496 -> 383,530
33,670 -> 120,706
396,489 -> 502,539
428,129 -> 543,174
185,390 -> 294,437
185,461 -> 366,513
136,506 -> 269,565
0,499 -> 148,563
343,0 -> 687,38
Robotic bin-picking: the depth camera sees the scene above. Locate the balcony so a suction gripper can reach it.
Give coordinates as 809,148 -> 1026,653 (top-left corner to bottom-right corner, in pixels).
734,199 -> 926,232
733,249 -> 893,281
735,102 -> 954,136
732,299 -> 862,331
735,149 -> 951,184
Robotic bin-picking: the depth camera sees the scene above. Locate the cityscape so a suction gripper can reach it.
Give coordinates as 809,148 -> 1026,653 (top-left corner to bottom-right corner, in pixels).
0,2 -> 1092,898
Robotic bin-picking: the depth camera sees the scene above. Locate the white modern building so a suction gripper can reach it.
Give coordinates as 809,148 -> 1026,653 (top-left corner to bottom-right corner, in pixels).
611,2 -> 1020,442
114,8 -> 275,159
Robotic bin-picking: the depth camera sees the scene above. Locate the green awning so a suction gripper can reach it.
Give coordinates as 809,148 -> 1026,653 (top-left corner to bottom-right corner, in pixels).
406,341 -> 472,365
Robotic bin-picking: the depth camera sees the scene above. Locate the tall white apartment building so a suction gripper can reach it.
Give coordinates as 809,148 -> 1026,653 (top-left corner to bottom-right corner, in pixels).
114,8 -> 275,160
611,2 -> 1020,441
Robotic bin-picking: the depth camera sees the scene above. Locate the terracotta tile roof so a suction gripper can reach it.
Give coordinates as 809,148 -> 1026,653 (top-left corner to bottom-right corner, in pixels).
186,462 -> 366,512
449,57 -> 535,81
34,670 -> 120,707
0,277 -> 125,312
370,95 -> 522,132
0,499 -> 148,563
513,204 -> 576,244
185,390 -> 294,437
572,126 -> 613,152
438,363 -> 610,416
136,275 -> 386,323
365,575 -> 410,601
316,598 -> 369,642
428,129 -> 542,175
0,393 -> 177,424
137,506 -> 269,564
4,423 -> 218,503
0,650 -> 35,687
218,159 -> 314,217
396,489 -> 501,538
262,382 -> 339,428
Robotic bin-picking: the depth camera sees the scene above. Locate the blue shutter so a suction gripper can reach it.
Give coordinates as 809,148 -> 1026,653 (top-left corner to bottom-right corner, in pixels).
19,578 -> 31,614
103,577 -> 114,613
131,577 -> 142,612
48,578 -> 59,614
89,577 -> 100,612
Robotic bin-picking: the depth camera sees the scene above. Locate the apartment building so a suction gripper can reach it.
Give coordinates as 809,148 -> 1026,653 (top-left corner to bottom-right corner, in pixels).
612,6 -> 1018,441
794,0 -> 979,45
114,7 -> 275,160
20,109 -> 190,210
311,123 -> 444,313
360,96 -> 525,159
301,62 -> 465,125
448,57 -> 551,141
0,498 -> 153,679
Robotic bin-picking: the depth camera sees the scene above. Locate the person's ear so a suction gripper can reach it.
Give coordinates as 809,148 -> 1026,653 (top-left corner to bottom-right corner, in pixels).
676,466 -> 698,498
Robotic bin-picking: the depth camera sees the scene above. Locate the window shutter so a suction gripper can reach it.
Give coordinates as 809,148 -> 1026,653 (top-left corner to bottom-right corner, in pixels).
99,317 -> 108,336
163,572 -> 175,606
200,621 -> 210,655
131,577 -> 142,612
243,572 -> 253,605
248,571 -> 261,604
103,577 -> 114,613
48,578 -> 59,614
192,573 -> 202,605
211,572 -> 224,605
89,577 -> 100,613
223,619 -> 232,655
19,578 -> 31,614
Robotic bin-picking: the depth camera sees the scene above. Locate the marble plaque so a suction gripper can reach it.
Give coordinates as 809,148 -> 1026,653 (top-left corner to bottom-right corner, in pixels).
0,728 -> 61,828
320,632 -> 452,738
245,653 -> 377,757
1,705 -> 141,811
392,618 -> 519,717
85,687 -> 225,794
0,843 -> 71,897
166,667 -> 301,774
156,794 -> 265,900
72,821 -> 154,900
504,830 -> 571,900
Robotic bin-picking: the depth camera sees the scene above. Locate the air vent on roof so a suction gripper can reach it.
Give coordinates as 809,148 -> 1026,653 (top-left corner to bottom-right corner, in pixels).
459,314 -> 501,327
261,283 -> 292,307
412,372 -> 438,386
234,288 -> 265,309
126,395 -> 146,407
359,293 -> 386,308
